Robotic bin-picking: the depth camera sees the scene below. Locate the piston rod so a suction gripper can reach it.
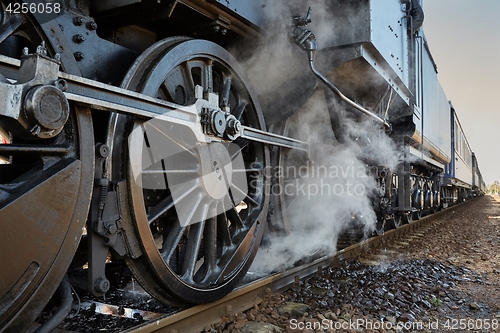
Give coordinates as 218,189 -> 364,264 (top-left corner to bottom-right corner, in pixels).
292,8 -> 391,131
0,54 -> 308,152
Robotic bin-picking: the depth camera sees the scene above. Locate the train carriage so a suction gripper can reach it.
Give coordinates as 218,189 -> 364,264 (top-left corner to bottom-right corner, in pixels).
472,153 -> 486,196
443,104 -> 475,204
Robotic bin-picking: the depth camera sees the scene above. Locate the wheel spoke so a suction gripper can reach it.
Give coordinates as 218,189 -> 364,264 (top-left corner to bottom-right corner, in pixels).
181,221 -> 204,280
147,194 -> 174,223
143,122 -> 197,158
233,100 -> 248,120
0,16 -> 22,45
231,184 -> 259,207
160,219 -> 186,262
202,62 -> 213,93
159,80 -> 175,101
147,179 -> 200,224
181,201 -> 210,279
226,206 -> 244,230
229,139 -> 249,161
178,190 -> 204,226
393,215 -> 402,228
203,210 -> 217,272
220,74 -> 232,108
217,200 -> 232,248
160,62 -> 196,104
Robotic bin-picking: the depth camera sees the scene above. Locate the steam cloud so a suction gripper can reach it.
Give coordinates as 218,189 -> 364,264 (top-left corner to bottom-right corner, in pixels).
236,1 -> 406,273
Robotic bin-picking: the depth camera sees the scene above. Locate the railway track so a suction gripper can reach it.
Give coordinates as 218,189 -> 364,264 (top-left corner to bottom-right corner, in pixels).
43,199 -> 476,333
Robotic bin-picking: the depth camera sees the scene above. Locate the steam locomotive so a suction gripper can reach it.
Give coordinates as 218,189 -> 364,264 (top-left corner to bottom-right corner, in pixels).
0,0 -> 485,331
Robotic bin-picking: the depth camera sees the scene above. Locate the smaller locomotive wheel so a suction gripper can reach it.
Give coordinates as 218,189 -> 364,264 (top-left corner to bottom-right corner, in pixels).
388,214 -> 402,229
388,179 -> 402,229
402,211 -> 413,224
110,38 -> 269,305
373,216 -> 386,236
412,188 -> 424,220
433,190 -> 441,211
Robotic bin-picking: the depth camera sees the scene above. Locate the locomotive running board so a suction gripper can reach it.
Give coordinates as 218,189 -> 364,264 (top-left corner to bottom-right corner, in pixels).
0,53 -> 308,152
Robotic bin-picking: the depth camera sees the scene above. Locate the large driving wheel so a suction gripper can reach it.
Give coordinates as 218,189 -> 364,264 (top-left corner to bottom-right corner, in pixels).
0,5 -> 93,331
109,38 -> 269,305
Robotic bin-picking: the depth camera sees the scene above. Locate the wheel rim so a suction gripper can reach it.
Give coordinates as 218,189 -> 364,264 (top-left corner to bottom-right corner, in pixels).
415,189 -> 423,220
411,184 -> 423,220
393,214 -> 402,228
0,8 -> 92,330
434,190 -> 441,210
389,179 -> 401,229
276,120 -> 309,233
426,189 -> 433,209
374,217 -> 385,235
110,39 -> 269,304
402,211 -> 413,224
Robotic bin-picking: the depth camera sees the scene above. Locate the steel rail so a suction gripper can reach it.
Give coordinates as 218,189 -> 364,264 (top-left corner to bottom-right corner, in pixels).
122,199 -> 476,333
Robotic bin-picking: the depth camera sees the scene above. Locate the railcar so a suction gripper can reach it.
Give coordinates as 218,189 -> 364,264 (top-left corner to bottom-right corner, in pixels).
442,106 -> 485,202
472,153 -> 487,196
442,104 -> 475,204
0,0 -> 484,332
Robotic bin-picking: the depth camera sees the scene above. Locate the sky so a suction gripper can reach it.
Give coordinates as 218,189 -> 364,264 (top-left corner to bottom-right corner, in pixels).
421,0 -> 500,185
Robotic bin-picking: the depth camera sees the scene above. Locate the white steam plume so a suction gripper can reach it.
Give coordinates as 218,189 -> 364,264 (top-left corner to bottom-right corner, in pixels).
233,1 -> 407,273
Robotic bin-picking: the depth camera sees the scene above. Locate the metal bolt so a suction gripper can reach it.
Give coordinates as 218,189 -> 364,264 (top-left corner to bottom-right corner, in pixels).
22,47 -> 29,56
73,34 -> 85,43
97,143 -> 109,158
94,277 -> 110,293
36,42 -> 47,56
55,79 -> 68,92
87,21 -> 98,30
105,222 -> 117,234
225,115 -> 241,140
74,52 -> 85,61
73,16 -> 84,26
